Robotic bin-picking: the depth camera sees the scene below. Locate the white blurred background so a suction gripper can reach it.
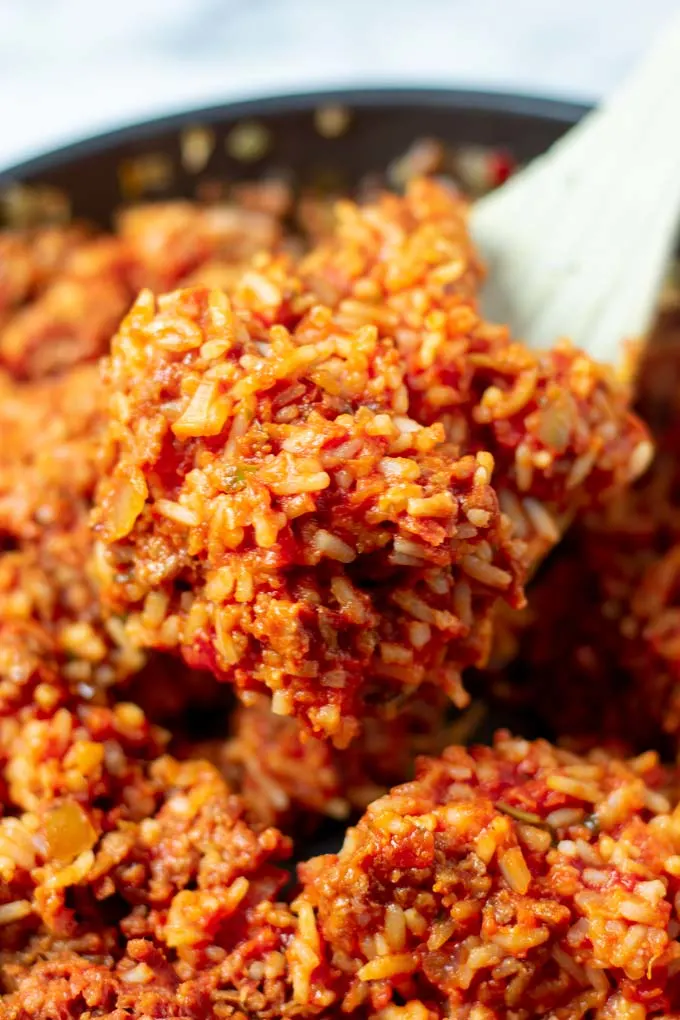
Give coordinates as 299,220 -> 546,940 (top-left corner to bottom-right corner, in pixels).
0,0 -> 678,168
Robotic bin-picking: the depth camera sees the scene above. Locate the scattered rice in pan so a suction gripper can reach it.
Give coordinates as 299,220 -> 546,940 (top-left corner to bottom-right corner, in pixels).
222,688 -> 452,830
117,196 -> 290,294
0,233 -> 132,379
0,365 -> 146,692
0,662 -> 309,1020
484,301 -> 680,754
0,188 -> 293,379
296,733 -> 680,1019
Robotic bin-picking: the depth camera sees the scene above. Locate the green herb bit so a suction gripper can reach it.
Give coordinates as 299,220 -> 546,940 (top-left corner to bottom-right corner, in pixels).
496,802 -> 544,826
496,801 -> 558,844
223,463 -> 258,493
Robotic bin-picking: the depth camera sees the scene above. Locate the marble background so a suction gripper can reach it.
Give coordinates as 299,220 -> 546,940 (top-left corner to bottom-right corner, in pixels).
0,0 -> 678,170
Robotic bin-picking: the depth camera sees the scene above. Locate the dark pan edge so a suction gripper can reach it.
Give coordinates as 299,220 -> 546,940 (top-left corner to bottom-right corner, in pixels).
0,87 -> 589,184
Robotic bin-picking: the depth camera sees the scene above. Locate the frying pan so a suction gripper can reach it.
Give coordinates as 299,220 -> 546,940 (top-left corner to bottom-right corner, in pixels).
0,88 -> 587,225
0,87 -> 588,855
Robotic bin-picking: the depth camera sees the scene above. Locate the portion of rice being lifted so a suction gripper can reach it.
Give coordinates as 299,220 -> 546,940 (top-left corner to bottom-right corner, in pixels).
93,285 -> 524,745
91,179 -> 652,745
296,734 -> 680,1020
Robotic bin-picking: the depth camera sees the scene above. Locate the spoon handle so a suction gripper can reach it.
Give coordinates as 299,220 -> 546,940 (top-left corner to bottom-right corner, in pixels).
472,11 -> 680,363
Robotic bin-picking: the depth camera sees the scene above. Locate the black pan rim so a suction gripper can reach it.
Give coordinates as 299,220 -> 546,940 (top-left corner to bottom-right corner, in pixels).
0,85 -> 590,184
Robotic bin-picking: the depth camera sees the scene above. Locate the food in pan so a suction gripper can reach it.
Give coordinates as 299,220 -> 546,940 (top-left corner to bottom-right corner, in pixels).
0,142 -> 674,1019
